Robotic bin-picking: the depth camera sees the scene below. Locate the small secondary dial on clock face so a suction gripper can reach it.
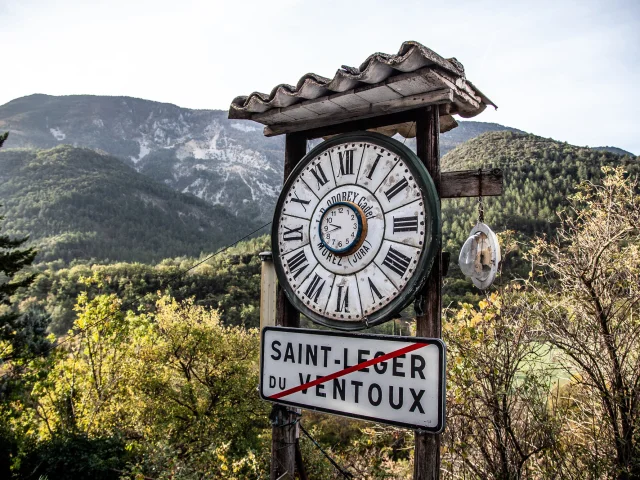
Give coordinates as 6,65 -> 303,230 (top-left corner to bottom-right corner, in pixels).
272,132 -> 440,330
319,202 -> 367,255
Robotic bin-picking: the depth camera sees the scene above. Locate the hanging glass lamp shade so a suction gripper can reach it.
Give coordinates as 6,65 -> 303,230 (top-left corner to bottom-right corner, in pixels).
458,222 -> 501,289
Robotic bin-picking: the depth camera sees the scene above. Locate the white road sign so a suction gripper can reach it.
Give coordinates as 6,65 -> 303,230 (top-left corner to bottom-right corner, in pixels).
260,327 -> 446,432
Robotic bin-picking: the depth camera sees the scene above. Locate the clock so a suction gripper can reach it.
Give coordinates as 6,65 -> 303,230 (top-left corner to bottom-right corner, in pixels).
272,132 -> 440,330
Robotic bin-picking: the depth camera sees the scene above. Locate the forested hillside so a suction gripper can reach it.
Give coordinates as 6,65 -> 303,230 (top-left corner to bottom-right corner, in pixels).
14,132 -> 638,334
19,236 -> 269,334
0,145 -> 249,263
441,131 -> 639,255
439,132 -> 638,302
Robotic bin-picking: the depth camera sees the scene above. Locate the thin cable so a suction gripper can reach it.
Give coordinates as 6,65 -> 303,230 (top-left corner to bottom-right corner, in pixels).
0,221 -> 273,369
402,122 -> 416,145
299,423 -> 353,479
164,220 -> 272,286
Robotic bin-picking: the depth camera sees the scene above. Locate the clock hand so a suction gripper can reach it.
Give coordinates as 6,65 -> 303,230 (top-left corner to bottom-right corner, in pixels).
328,225 -> 342,232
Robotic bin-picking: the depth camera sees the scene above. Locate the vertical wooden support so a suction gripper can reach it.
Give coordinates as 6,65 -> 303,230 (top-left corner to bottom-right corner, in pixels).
271,132 -> 306,480
413,106 -> 442,480
259,251 -> 277,333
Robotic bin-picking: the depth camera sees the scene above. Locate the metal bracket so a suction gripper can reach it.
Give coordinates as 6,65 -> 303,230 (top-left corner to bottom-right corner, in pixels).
259,250 -> 273,262
414,293 -> 426,316
269,404 -> 301,427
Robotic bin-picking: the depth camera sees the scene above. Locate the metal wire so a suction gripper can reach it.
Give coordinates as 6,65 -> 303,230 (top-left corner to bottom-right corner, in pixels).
299,422 -> 354,479
402,122 -> 416,145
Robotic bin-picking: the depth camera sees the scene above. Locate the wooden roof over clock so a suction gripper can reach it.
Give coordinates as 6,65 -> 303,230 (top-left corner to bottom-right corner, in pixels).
228,40 -> 496,138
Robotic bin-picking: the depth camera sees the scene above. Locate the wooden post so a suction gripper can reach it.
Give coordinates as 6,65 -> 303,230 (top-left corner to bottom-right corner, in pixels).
413,106 -> 442,480
271,133 -> 306,480
259,251 -> 277,333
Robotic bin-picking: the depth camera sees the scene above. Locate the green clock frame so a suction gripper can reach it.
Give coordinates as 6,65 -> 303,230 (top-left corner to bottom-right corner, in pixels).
271,131 -> 441,330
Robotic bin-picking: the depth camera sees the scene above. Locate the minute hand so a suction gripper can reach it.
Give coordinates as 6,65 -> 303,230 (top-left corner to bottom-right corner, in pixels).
328,225 -> 342,232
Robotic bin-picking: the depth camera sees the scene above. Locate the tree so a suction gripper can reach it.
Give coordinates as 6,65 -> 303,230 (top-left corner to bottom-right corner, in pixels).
531,167 -> 640,478
0,131 -> 39,368
25,294 -> 268,479
0,131 -> 42,476
442,288 -> 561,479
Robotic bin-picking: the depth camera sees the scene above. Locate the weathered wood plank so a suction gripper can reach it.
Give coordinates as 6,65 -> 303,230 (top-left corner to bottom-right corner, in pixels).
279,104 -> 320,121
293,108 -> 460,140
440,168 -> 503,198
414,106 -> 441,480
259,252 -> 277,332
264,88 -> 453,137
328,89 -> 370,110
354,83 -> 402,103
301,109 -> 426,140
252,107 -> 297,124
271,133 -> 306,480
300,97 -> 345,116
386,69 -> 446,96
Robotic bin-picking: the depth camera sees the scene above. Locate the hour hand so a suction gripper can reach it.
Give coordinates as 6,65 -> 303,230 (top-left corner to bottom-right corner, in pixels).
328,224 -> 342,232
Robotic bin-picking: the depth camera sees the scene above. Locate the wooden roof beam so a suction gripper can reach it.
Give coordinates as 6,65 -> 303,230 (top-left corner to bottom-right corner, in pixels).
264,88 -> 453,137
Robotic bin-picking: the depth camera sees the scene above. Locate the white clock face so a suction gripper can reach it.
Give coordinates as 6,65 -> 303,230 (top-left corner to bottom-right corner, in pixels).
273,133 -> 439,329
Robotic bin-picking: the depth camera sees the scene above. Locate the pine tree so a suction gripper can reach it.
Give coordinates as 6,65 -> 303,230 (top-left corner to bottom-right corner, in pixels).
0,132 -> 39,363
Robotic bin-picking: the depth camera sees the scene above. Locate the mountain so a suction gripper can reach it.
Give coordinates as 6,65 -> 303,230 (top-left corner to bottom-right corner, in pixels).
0,94 -> 522,222
441,131 -> 639,242
592,146 -> 635,157
439,131 -> 639,302
0,145 -> 248,263
0,94 -> 284,221
9,132 -> 640,332
441,121 -> 525,156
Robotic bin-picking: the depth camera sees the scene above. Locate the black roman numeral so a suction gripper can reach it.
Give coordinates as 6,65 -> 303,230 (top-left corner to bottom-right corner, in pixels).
304,273 -> 325,303
282,225 -> 303,242
368,277 -> 384,301
393,216 -> 418,233
366,154 -> 382,180
384,177 -> 409,201
382,247 -> 411,277
338,150 -> 355,176
291,192 -> 310,212
286,250 -> 309,279
335,285 -> 349,312
309,164 -> 329,190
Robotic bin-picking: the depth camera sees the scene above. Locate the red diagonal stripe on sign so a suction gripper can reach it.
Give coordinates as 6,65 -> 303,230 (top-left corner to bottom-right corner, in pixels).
269,341 -> 428,400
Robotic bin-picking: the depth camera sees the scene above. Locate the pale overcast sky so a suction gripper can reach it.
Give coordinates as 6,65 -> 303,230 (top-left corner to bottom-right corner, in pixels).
1,0 -> 638,154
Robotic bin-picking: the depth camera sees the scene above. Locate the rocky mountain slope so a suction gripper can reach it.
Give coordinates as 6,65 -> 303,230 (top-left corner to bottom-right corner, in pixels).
0,94 -> 284,220
0,145 -> 247,263
0,94 -> 522,221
